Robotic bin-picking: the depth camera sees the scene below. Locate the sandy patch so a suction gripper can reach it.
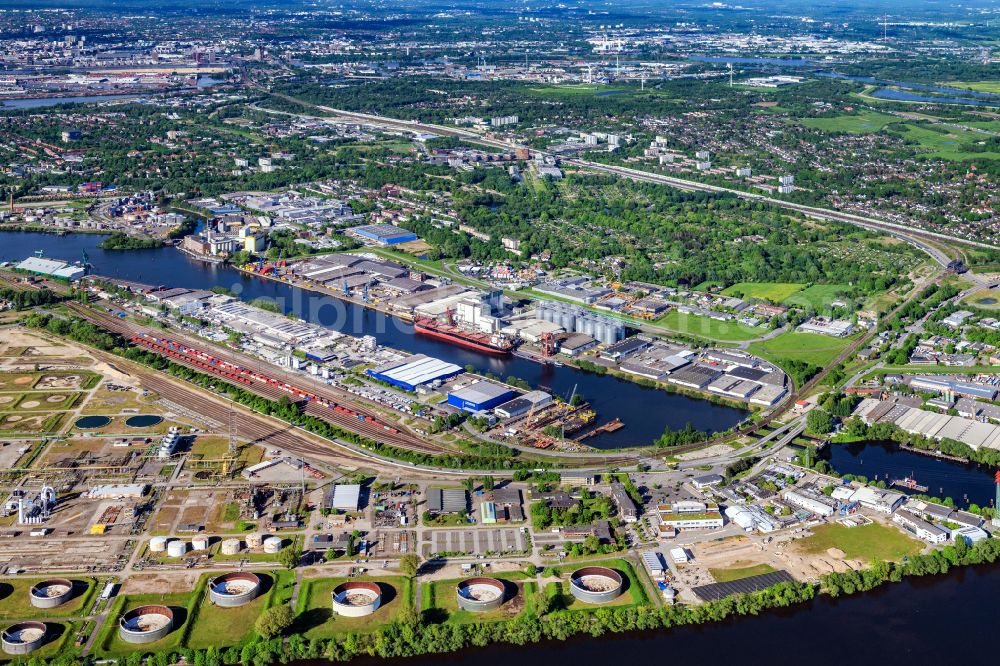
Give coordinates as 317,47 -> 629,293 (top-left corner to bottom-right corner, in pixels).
0,397 -> 14,404
5,415 -> 22,423
20,401 -> 40,409
13,376 -> 33,385
123,571 -> 201,595
45,395 -> 67,403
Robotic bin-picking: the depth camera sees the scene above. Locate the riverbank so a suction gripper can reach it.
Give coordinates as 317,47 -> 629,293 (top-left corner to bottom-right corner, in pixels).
62,538 -> 1000,665
0,231 -> 749,447
232,262 -> 756,429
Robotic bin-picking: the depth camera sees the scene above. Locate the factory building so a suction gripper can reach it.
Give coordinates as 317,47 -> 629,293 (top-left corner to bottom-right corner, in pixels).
850,486 -> 906,514
427,488 -> 468,514
724,505 -> 778,533
447,381 -> 516,412
782,489 -> 835,517
655,501 -> 724,532
908,376 -> 997,401
15,257 -> 86,281
366,354 -> 463,391
610,483 -> 638,523
893,512 -> 948,544
347,223 -> 418,246
328,484 -> 362,512
494,391 -> 553,419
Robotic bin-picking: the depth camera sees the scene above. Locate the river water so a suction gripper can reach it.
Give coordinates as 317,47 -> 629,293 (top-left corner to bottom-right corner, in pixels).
823,440 -> 997,508
0,231 -> 747,448
0,94 -> 144,109
306,562 -> 1000,666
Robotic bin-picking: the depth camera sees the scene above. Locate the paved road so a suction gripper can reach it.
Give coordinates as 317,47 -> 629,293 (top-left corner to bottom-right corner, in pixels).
264,94 -> 1000,263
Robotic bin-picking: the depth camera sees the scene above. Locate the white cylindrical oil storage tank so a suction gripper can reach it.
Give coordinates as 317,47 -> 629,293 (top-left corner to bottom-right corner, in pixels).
331,581 -> 382,617
456,577 -> 507,613
562,310 -> 576,332
220,538 -> 242,556
29,579 -> 73,609
569,566 -> 624,604
166,540 -> 187,558
208,572 -> 261,607
119,605 -> 174,644
149,536 -> 168,553
2,621 -> 47,655
263,537 -> 283,554
245,533 -> 264,549
191,535 -> 210,551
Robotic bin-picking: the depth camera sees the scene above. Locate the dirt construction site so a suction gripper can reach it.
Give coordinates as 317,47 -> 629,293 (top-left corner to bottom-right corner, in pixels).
677,528 -> 869,595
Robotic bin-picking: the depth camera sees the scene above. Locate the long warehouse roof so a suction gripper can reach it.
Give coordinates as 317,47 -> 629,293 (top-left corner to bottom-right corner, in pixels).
371,354 -> 463,387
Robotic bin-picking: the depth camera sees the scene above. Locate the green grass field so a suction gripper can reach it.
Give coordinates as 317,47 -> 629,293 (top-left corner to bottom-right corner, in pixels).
185,571 -> 292,649
795,522 -> 922,562
421,578 -> 535,625
948,81 -> 1000,94
782,284 -> 852,310
721,282 -> 804,302
657,310 -> 762,342
890,124 -> 1000,161
97,591 -> 195,657
0,578 -> 96,620
708,563 -> 776,583
294,576 -> 412,638
748,331 -> 854,368
528,85 -> 637,97
800,111 -> 899,134
963,289 -> 1000,310
554,558 -> 648,611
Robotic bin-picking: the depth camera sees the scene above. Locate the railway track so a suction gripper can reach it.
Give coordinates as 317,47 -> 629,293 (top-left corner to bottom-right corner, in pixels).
65,303 -> 448,454
64,303 -> 640,467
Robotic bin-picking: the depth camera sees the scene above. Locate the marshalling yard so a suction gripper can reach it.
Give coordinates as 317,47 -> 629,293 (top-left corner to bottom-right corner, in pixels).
0,268 -> 988,659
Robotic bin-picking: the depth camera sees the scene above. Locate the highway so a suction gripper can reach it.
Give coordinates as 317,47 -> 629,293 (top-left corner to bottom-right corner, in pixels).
278,97 -> 999,271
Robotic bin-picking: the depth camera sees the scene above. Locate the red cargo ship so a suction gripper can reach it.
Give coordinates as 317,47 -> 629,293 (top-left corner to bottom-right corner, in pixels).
413,317 -> 514,355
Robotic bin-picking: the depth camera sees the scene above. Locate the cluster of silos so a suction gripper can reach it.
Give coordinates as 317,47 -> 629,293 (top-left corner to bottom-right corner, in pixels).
208,573 -> 261,607
2,622 -> 47,655
150,537 -> 188,558
455,577 -> 507,613
29,579 -> 74,609
568,567 -> 624,604
217,533 -> 281,557
536,301 -> 624,345
118,605 -> 174,644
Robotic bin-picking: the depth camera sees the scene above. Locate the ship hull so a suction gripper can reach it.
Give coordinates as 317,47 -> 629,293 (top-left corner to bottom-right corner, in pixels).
414,323 -> 512,355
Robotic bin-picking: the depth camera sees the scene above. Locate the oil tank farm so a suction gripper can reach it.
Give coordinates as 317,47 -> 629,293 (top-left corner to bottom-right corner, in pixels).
456,577 -> 506,612
331,582 -> 382,617
208,572 -> 261,607
2,621 -> 46,655
569,567 -> 623,604
149,536 -> 168,553
118,605 -> 174,644
29,579 -> 74,609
